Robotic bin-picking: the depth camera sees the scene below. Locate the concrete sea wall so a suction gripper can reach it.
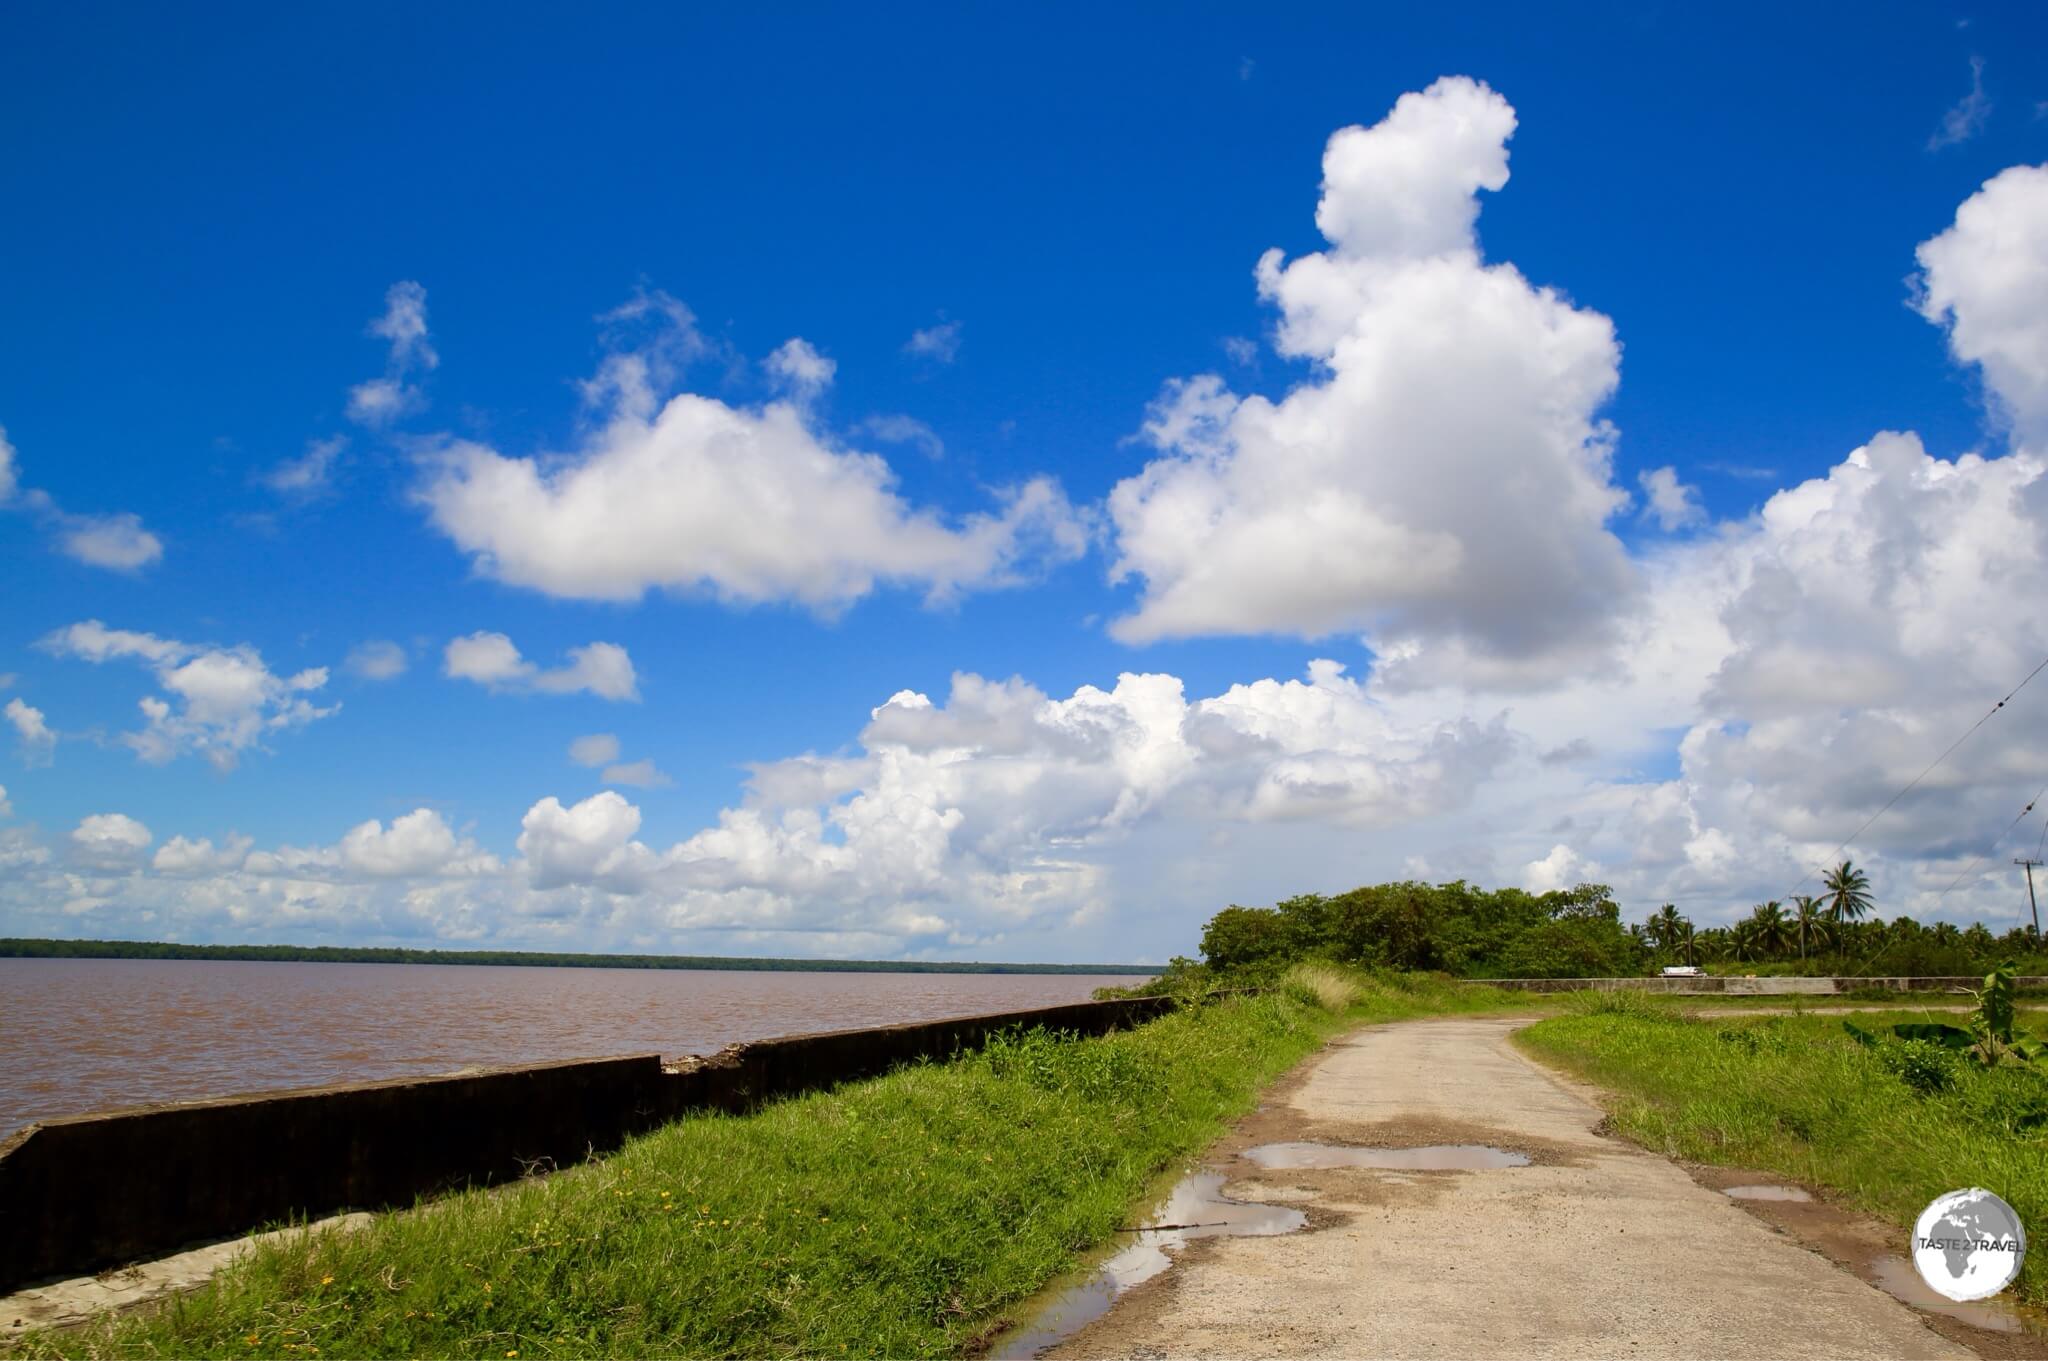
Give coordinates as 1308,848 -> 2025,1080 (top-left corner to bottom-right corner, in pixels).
1469,975 -> 2048,994
0,994 -> 1176,1293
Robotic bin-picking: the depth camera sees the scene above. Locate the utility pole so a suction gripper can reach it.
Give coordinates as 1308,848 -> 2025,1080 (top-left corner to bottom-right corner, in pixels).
2016,858 -> 2043,940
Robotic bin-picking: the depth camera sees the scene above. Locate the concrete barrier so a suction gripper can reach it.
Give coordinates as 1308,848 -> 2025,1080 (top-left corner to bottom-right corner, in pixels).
0,994 -> 1178,1293
1467,975 -> 2048,994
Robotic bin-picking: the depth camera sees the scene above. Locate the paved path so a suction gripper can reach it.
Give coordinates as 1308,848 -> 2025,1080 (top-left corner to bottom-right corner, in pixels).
1051,1017 -> 1975,1359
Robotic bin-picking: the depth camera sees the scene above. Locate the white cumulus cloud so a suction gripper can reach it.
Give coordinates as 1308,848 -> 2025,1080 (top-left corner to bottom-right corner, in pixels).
1638,466 -> 1706,531
70,813 -> 152,871
443,632 -> 639,701
39,621 -> 337,770
5,699 -> 55,766
1,427 -> 164,570
1916,162 -> 2048,445
1107,77 -> 1635,691
414,305 -> 1084,611
765,338 -> 836,395
57,512 -> 164,570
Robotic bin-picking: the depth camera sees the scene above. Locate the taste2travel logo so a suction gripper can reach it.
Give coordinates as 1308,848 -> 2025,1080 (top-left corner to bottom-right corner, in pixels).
1913,1188 -> 2026,1303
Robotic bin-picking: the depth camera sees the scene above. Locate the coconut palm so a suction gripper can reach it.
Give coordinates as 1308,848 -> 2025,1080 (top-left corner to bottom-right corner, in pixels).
1729,917 -> 1766,963
1747,900 -> 1792,958
1791,895 -> 1828,961
1676,921 -> 1698,966
1821,860 -> 1874,925
1647,903 -> 1687,954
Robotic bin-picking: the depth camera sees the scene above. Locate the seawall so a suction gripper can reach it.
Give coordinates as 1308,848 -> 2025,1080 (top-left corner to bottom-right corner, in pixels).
1467,975 -> 2048,994
0,994 -> 1177,1293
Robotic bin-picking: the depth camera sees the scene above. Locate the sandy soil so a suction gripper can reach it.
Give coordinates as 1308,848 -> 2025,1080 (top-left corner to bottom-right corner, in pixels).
1047,1016 -> 2003,1360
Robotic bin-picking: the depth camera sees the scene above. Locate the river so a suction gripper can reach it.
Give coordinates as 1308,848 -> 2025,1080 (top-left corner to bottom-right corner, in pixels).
0,958 -> 1153,1139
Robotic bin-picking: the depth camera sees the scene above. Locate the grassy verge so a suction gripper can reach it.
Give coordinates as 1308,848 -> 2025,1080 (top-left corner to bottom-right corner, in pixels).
1516,995 -> 2048,1308
20,973 -> 1527,1359
1670,994 -> 2048,1014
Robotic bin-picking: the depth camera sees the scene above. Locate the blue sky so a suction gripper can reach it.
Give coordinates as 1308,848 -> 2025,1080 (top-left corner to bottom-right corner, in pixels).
5,4 -> 2048,961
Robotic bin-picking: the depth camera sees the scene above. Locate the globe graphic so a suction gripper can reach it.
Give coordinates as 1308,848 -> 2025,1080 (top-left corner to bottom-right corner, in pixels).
1912,1188 -> 2027,1302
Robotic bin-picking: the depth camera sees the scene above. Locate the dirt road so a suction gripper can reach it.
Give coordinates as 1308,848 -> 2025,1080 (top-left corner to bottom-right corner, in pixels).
1047,1017 -> 1989,1360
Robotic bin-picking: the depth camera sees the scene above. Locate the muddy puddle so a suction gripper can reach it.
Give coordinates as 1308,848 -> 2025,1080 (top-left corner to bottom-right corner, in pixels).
1245,1140 -> 1530,1171
991,1172 -> 1304,1359
1865,1256 -> 2041,1337
1721,1184 -> 1812,1202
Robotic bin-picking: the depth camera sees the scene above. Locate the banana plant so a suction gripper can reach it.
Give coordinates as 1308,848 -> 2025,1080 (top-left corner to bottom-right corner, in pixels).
1850,966 -> 2044,1066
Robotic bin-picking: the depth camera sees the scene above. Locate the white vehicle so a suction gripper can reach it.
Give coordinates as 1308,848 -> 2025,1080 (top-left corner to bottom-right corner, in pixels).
1659,965 -> 1703,977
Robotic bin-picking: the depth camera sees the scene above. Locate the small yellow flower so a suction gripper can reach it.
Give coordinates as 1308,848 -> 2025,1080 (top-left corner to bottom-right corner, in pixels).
319,1275 -> 334,1285
660,1191 -> 671,1198
506,1352 -> 519,1358
483,1283 -> 492,1293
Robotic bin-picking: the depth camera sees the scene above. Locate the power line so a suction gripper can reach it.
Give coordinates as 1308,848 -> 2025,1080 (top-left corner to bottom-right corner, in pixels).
1937,784 -> 2048,898
1785,652 -> 2048,899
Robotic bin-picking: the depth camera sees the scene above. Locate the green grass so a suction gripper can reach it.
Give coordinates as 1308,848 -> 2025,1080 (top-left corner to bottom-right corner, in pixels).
20,975 -> 1527,1359
1517,997 -> 2048,1307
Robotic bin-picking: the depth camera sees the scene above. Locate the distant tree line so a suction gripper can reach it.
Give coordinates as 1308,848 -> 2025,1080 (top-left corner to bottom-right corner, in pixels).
0,938 -> 1154,976
1185,861 -> 2046,981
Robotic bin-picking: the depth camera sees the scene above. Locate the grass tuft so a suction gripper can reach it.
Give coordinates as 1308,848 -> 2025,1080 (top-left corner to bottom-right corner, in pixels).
1280,961 -> 1362,1012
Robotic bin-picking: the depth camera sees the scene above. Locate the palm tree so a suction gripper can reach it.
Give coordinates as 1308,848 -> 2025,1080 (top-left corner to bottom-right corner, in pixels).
1791,895 -> 1827,961
1821,860 -> 1873,925
1730,918 -> 1765,963
1676,921 -> 1698,966
1748,900 -> 1791,958
1648,903 -> 1686,954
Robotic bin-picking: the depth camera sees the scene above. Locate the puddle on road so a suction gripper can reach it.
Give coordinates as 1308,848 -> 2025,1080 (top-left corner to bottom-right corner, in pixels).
1721,1184 -> 1813,1202
991,1172 -> 1304,1359
1245,1141 -> 1530,1171
1865,1256 -> 2040,1336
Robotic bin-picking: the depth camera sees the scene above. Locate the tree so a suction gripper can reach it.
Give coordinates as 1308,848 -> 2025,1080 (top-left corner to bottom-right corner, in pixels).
1791,895 -> 1828,961
1647,903 -> 1687,953
1822,860 -> 1874,925
1199,906 -> 1293,970
1676,921 -> 1699,966
1747,900 -> 1792,958
1729,918 -> 1765,963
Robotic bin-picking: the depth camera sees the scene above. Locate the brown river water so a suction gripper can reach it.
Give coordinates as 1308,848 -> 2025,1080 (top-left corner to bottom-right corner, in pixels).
0,958 -> 1152,1139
